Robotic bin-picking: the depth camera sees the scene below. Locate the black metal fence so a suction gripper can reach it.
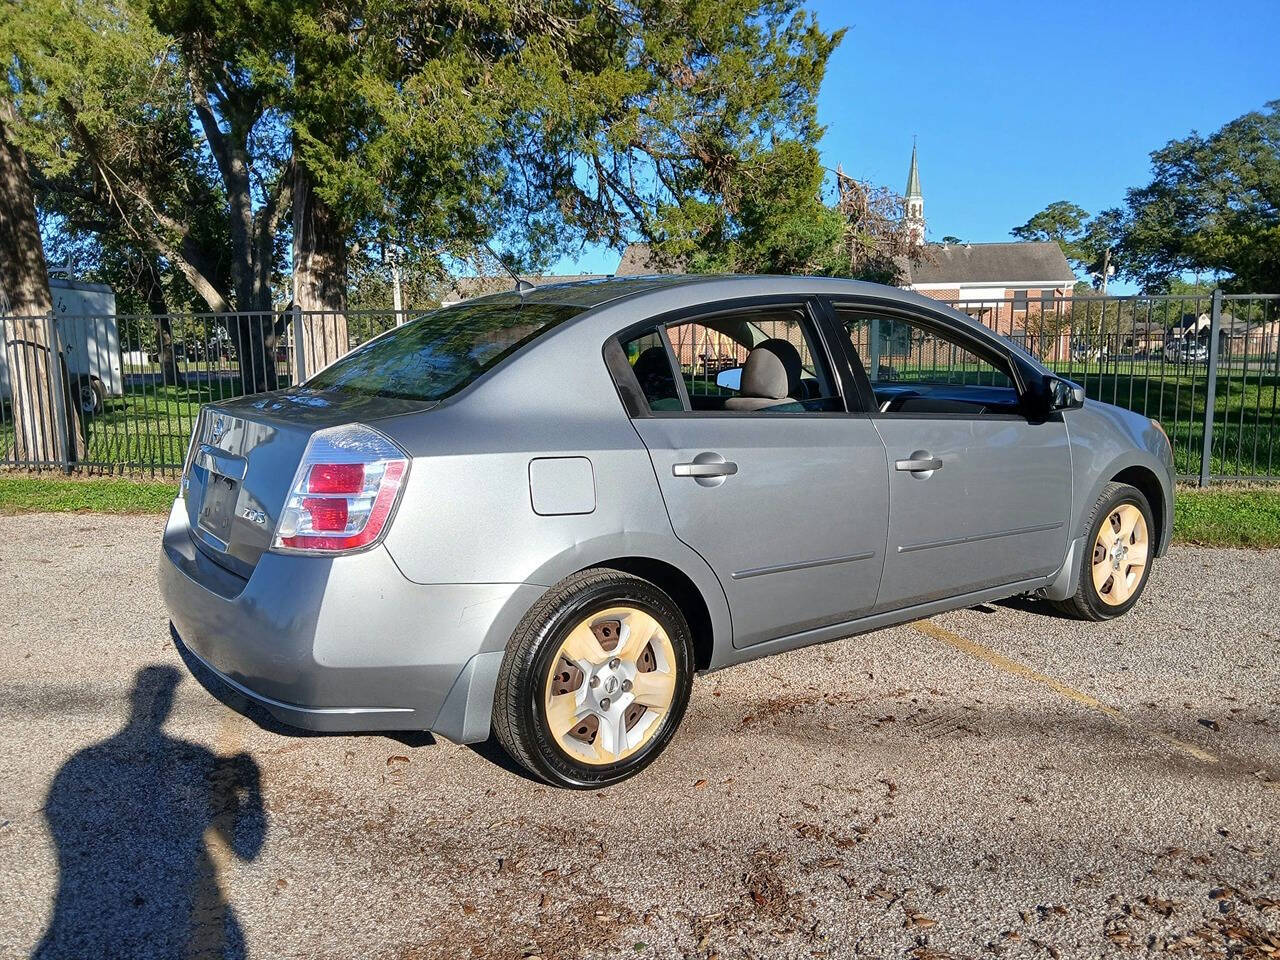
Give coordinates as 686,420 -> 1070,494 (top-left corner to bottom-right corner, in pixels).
932,291 -> 1280,484
2,293 -> 1279,483
0,309 -> 403,477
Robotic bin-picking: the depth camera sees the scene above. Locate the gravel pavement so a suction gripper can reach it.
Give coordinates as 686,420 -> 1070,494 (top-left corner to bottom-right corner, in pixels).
0,513 -> 1277,960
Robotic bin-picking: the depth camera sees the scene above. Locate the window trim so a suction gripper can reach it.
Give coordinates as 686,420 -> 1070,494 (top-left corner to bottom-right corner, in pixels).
605,295 -> 866,418
818,295 -> 1042,422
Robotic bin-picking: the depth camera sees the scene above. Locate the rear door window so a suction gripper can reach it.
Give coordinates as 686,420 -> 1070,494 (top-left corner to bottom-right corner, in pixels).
619,330 -> 683,411
619,305 -> 844,414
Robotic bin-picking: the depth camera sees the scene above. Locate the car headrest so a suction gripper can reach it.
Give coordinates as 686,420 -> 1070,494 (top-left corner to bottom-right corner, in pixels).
740,338 -> 803,400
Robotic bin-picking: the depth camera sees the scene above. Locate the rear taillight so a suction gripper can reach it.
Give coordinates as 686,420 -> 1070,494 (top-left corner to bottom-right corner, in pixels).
272,423 -> 409,554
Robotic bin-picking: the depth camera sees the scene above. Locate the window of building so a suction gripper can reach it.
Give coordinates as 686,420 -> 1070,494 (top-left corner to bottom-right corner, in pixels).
1012,289 -> 1029,311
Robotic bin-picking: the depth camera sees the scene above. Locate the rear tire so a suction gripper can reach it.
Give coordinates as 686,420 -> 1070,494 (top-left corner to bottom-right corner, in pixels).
1054,482 -> 1154,621
492,568 -> 694,788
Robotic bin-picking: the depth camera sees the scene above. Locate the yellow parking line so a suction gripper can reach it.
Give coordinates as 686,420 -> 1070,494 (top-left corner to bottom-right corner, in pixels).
910,618 -> 1219,765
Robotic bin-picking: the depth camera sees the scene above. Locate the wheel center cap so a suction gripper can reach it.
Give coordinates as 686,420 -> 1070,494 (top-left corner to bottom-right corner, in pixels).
603,675 -> 620,696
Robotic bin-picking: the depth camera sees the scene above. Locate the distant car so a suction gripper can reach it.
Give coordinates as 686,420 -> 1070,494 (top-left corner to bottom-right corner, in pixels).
161,276 -> 1175,788
1071,341 -> 1108,362
1164,339 -> 1209,364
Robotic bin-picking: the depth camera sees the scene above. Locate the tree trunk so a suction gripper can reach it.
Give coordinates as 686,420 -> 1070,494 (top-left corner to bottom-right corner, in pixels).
142,258 -> 181,386
230,314 -> 286,394
0,107 -> 84,465
292,160 -> 349,379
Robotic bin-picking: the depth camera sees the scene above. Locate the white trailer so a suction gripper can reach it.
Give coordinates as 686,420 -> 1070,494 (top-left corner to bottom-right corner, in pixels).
1,276 -> 122,414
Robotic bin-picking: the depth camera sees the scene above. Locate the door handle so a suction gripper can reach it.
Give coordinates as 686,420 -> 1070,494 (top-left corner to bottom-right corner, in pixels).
895,451 -> 943,477
673,460 -> 738,478
673,452 -> 738,487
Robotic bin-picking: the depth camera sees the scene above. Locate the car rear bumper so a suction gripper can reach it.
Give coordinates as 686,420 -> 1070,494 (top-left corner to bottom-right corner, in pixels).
158,498 -> 541,741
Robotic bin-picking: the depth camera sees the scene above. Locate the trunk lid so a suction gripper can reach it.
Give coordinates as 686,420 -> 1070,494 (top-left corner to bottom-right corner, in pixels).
183,388 -> 429,578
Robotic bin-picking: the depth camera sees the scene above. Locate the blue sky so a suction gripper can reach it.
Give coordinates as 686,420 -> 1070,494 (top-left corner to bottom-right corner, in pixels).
557,0 -> 1279,278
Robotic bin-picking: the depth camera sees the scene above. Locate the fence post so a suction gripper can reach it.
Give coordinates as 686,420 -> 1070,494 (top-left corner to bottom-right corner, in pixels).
291,303 -> 306,384
45,315 -> 74,471
1198,288 -> 1223,487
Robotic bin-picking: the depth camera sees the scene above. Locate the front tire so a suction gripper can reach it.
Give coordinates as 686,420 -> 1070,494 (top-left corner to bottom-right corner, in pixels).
492,568 -> 694,788
1054,482 -> 1154,621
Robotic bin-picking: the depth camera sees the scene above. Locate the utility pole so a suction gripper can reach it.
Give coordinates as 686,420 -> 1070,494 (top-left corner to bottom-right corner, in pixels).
387,243 -> 404,323
1092,246 -> 1114,360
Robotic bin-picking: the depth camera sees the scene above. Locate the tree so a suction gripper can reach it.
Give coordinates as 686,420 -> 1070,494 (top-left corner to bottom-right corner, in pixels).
8,0 -> 849,382
825,167 -> 930,283
0,103 -> 84,464
1118,101 -> 1280,292
1011,200 -> 1120,281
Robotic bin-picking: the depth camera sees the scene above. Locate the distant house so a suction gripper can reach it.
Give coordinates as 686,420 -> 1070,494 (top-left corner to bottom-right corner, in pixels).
903,242 -> 1077,313
1176,311 -> 1280,358
615,244 -> 679,277
440,272 -> 608,305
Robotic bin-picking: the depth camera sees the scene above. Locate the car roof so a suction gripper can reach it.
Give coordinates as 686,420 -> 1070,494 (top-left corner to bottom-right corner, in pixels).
459,273 -> 936,312
458,274 -> 708,311
462,273 -> 1046,366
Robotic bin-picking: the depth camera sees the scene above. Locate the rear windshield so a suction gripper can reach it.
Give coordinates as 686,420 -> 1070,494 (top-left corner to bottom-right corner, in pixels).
306,300 -> 583,401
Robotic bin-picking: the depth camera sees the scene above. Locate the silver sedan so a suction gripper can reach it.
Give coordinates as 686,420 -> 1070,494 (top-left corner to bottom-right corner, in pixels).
160,276 -> 1174,787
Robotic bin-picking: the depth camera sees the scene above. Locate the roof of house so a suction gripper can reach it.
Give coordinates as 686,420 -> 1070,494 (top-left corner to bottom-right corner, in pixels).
1179,311 -> 1253,333
443,273 -> 608,302
615,243 -> 684,276
906,242 -> 1076,286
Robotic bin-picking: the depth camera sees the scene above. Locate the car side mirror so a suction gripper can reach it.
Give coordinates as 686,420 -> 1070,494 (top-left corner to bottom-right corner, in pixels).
1044,375 -> 1085,411
715,367 -> 743,391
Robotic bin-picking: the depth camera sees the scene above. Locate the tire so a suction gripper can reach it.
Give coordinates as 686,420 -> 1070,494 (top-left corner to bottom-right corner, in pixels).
1053,482 -> 1155,621
76,376 -> 105,416
492,568 -> 695,788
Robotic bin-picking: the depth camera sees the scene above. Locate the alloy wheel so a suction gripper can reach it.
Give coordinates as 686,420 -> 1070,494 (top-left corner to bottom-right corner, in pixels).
1091,503 -> 1149,606
543,605 -> 677,765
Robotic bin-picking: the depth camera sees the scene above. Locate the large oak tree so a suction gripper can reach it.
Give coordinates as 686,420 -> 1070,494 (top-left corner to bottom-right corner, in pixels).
4,0 -> 844,386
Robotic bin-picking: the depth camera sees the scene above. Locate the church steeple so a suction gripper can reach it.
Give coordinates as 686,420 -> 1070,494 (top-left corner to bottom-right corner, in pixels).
904,139 -> 925,244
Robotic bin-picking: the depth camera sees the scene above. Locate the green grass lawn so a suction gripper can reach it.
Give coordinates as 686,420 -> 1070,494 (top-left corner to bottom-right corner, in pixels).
0,473 -> 177,514
1,471 -> 1277,549
0,376 -> 276,475
1172,488 -> 1280,548
2,356 -> 1278,482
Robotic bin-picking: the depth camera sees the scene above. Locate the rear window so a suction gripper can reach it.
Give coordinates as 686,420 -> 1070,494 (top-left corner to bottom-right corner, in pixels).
306,300 -> 583,401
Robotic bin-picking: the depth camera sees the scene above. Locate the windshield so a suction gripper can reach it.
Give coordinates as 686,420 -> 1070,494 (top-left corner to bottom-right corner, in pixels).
305,299 -> 584,401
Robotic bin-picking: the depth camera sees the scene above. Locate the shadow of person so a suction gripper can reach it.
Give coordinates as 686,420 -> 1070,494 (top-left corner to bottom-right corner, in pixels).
33,666 -> 265,960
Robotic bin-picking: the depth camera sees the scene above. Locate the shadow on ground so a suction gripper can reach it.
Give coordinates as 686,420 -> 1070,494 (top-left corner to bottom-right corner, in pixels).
32,666 -> 264,959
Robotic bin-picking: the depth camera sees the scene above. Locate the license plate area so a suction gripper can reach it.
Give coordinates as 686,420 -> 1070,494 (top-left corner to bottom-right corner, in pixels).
197,471 -> 240,547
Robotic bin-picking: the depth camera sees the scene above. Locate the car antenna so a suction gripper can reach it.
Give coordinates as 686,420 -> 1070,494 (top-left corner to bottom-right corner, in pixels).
483,242 -> 536,296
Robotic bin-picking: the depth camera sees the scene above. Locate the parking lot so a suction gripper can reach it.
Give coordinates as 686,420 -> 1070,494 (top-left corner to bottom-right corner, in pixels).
1,513 -> 1277,960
